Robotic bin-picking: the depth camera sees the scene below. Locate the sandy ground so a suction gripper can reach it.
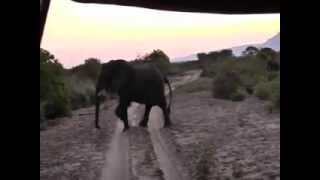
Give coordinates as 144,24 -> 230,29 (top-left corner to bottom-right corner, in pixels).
40,100 -> 117,180
161,91 -> 280,180
40,69 -> 280,180
97,70 -> 201,180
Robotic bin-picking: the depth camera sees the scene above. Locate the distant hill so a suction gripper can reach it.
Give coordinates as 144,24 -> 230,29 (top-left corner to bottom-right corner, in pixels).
171,32 -> 280,62
231,32 -> 280,56
262,32 -> 280,51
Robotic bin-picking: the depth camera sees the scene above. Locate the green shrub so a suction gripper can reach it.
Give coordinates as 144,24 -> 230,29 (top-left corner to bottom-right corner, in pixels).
270,78 -> 280,110
230,88 -> 246,101
212,70 -> 242,100
236,57 -> 268,90
68,58 -> 101,81
43,81 -> 71,118
69,92 -> 89,110
254,77 -> 280,111
254,82 -> 271,100
200,62 -> 221,77
200,57 -> 236,78
65,75 -> 95,110
40,102 -> 47,130
133,49 -> 172,75
40,49 -> 71,119
196,48 -> 279,105
268,71 -> 280,81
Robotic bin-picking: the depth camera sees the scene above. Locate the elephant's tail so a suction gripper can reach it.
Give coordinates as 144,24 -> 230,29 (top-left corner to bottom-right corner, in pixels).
164,76 -> 172,114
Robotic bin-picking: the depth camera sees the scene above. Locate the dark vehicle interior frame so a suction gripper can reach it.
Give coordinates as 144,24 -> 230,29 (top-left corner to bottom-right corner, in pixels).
40,0 -> 280,44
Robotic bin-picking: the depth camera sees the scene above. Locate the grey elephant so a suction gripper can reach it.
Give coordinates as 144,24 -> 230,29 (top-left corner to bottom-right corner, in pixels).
95,59 -> 172,131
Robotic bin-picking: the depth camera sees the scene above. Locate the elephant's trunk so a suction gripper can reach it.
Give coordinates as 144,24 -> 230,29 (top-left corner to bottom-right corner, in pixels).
95,88 -> 101,129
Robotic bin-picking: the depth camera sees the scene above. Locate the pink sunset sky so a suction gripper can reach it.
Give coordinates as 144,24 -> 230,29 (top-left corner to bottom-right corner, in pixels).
41,0 -> 280,68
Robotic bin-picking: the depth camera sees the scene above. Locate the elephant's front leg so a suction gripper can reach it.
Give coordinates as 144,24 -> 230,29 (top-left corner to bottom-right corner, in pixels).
115,103 -> 130,131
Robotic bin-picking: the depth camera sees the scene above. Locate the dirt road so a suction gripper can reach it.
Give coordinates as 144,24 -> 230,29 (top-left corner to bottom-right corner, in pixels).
99,70 -> 201,180
100,121 -> 130,180
40,69 -> 279,180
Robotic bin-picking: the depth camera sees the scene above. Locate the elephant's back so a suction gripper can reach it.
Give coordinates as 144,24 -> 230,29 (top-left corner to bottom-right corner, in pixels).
131,64 -> 166,103
133,64 -> 164,84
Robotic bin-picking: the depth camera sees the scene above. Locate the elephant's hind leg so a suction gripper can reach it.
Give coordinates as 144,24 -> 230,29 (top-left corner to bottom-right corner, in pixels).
115,103 -> 130,131
159,102 -> 171,127
139,105 -> 152,127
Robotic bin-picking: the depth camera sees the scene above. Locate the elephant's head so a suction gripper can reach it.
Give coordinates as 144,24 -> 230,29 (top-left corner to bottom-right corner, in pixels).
95,60 -> 134,129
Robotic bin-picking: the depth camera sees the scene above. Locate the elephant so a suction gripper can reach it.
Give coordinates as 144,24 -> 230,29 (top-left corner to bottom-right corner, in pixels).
95,59 -> 172,131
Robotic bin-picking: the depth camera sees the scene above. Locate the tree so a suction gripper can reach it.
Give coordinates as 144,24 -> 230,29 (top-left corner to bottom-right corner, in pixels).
40,48 -> 70,118
242,46 -> 259,56
144,49 -> 170,63
258,47 -> 277,61
69,58 -> 102,81
83,58 -> 102,81
198,49 -> 233,62
136,49 -> 171,74
207,51 -> 220,60
219,49 -> 233,58
197,52 -> 207,61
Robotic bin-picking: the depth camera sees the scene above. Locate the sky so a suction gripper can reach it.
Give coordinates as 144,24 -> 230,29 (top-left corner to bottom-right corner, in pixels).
41,0 -> 280,68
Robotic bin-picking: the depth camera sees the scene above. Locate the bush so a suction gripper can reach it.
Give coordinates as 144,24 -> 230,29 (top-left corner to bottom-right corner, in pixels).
236,57 -> 268,89
43,81 -> 71,118
65,75 -> 95,110
196,48 -> 279,105
200,56 -> 236,78
270,90 -> 280,111
197,49 -> 234,62
70,92 -> 90,110
132,49 -> 172,75
268,71 -> 280,81
40,49 -> 71,119
254,77 -> 280,111
212,70 -> 242,100
69,58 -> 101,81
230,88 -> 246,101
40,102 -> 47,130
270,78 -> 280,110
199,49 -> 271,87
254,82 -> 271,100
200,62 -> 222,77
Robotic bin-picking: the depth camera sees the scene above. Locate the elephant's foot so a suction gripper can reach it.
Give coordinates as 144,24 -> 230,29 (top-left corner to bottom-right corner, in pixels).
164,121 -> 171,127
123,126 -> 130,132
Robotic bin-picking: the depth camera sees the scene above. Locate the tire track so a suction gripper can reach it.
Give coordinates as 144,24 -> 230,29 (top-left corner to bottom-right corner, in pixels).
146,70 -> 201,180
99,70 -> 201,180
100,121 -> 130,180
148,107 -> 186,180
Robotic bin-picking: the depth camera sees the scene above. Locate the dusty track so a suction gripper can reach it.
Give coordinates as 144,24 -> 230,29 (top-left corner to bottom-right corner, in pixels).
100,121 -> 130,180
99,70 -> 201,180
40,69 -> 279,180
